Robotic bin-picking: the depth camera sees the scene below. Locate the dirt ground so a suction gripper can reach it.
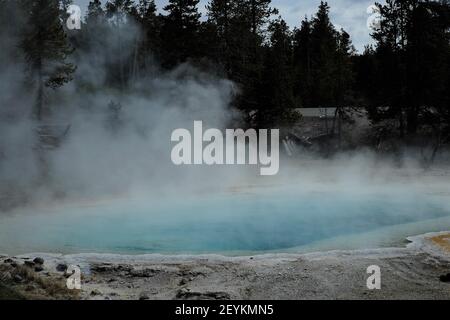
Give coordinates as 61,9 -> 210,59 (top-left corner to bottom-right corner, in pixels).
1,232 -> 449,300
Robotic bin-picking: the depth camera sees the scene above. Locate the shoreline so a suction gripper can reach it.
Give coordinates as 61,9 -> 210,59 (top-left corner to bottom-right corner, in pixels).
1,231 -> 450,300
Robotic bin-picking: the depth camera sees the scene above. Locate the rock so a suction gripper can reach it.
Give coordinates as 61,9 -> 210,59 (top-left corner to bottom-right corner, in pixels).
139,293 -> 150,300
10,262 -> 18,268
129,268 -> 157,278
56,263 -> 68,272
179,270 -> 205,278
24,261 -> 35,268
34,266 -> 44,272
33,257 -> 44,265
90,289 -> 102,296
25,285 -> 35,292
91,264 -> 113,272
179,278 -> 188,286
176,289 -> 231,300
91,264 -> 132,273
0,272 -> 12,282
4,258 -> 13,263
13,274 -> 23,283
440,273 -> 450,283
116,265 -> 131,272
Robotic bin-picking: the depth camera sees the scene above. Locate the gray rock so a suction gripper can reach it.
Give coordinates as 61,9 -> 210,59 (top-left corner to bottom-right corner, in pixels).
33,257 -> 44,265
3,258 -> 13,263
13,274 -> 23,283
90,289 -> 102,296
25,285 -> 35,292
139,293 -> 150,300
0,272 -> 12,281
91,264 -> 113,272
130,268 -> 157,278
24,261 -> 35,268
34,266 -> 44,272
56,263 -> 68,272
440,273 -> 450,283
176,289 -> 231,300
91,264 -> 132,273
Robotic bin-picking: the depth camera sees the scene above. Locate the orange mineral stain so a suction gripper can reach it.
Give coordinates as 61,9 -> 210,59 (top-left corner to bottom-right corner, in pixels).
430,234 -> 450,252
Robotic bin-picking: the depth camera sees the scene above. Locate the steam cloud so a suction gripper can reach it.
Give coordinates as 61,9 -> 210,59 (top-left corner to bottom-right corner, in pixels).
0,13 -> 247,208
0,5 -> 449,218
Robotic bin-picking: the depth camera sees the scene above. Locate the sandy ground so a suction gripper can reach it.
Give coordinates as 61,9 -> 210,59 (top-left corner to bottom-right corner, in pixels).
1,231 -> 450,300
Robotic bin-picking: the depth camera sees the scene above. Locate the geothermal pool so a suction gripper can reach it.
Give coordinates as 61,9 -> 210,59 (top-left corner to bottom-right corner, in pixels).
1,187 -> 450,255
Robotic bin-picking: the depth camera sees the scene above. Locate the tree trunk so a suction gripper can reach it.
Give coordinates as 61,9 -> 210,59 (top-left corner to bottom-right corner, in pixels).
399,108 -> 405,138
407,106 -> 418,135
250,0 -> 256,36
35,61 -> 44,121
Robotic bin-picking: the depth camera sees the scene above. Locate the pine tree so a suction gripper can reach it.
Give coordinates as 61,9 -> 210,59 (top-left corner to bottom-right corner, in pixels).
105,0 -> 136,89
335,29 -> 355,105
309,1 -> 339,107
404,0 -> 449,135
258,18 -> 298,127
134,0 -> 161,69
360,0 -> 450,141
86,0 -> 105,26
293,17 -> 312,107
105,0 -> 134,23
206,0 -> 238,72
224,0 -> 277,126
80,0 -> 108,69
369,0 -> 417,136
207,0 -> 237,36
241,0 -> 276,36
20,0 -> 76,120
161,0 -> 201,67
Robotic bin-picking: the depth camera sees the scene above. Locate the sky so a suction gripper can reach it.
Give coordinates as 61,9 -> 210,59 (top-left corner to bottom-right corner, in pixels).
74,0 -> 378,52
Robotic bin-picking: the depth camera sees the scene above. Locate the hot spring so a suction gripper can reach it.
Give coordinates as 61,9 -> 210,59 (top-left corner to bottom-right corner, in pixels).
1,184 -> 450,255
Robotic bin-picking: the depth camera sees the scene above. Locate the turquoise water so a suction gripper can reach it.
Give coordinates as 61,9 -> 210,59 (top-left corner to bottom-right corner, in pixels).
1,189 -> 450,254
